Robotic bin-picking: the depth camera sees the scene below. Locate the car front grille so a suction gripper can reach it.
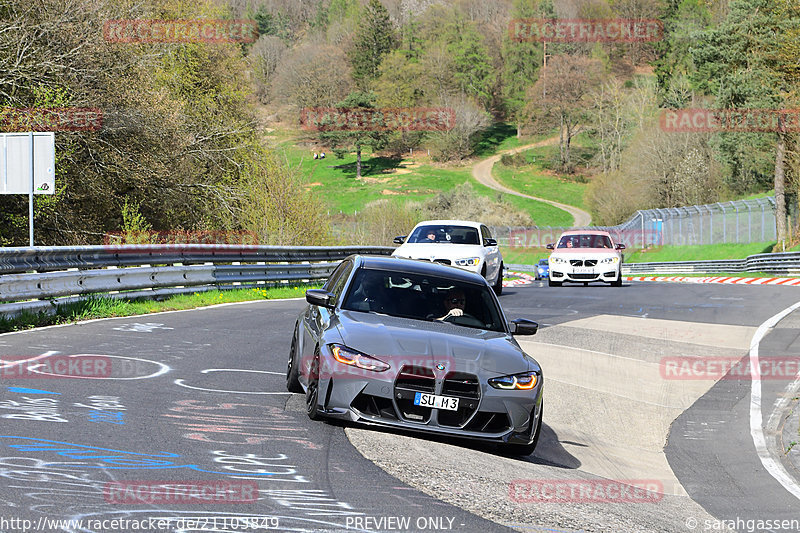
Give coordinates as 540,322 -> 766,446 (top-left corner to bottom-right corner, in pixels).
570,259 -> 598,267
438,371 -> 481,427
433,259 -> 452,265
394,365 -> 436,423
571,273 -> 599,280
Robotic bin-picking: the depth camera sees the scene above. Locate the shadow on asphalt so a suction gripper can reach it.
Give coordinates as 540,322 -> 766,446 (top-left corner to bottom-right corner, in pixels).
325,417 -> 581,468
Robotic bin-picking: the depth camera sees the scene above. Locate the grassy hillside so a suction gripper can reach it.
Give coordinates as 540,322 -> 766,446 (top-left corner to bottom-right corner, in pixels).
271,133 -> 575,226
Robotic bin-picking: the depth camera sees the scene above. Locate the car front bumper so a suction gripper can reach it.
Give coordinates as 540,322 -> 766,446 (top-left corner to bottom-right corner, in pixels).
312,355 -> 543,446
549,267 -> 619,282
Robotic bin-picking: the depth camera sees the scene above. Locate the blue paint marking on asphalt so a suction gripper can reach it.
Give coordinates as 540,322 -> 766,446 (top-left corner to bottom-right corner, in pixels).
0,436 -> 276,476
87,410 -> 125,424
8,387 -> 60,395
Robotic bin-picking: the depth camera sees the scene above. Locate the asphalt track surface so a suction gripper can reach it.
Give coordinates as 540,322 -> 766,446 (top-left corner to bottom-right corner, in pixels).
0,280 -> 798,532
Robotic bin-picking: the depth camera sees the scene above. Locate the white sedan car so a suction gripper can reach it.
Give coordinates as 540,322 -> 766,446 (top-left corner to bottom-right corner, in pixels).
392,220 -> 504,294
546,230 -> 625,287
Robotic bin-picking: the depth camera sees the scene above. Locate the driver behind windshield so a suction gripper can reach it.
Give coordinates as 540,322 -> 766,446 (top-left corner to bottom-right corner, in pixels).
437,288 -> 466,321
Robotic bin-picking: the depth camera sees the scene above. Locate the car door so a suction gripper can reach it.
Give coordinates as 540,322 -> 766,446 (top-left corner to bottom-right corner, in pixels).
481,225 -> 501,282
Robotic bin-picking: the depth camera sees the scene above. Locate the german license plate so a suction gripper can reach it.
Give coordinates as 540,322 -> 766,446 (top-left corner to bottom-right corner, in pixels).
574,267 -> 592,274
414,392 -> 459,411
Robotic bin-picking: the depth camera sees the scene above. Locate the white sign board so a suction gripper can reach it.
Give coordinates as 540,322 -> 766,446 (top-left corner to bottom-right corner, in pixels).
0,132 -> 55,194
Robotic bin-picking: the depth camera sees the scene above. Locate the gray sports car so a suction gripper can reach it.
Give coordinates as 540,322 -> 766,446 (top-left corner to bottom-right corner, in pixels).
286,255 -> 544,455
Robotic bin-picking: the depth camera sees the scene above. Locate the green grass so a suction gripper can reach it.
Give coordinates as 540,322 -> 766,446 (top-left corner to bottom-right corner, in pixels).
472,123 -> 553,156
0,285 -> 316,334
494,149 -> 590,211
274,136 -> 573,225
624,242 -> 776,263
501,247 -> 550,266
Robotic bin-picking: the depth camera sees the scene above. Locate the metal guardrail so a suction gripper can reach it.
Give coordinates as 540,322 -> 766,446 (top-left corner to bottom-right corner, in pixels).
0,245 -> 395,317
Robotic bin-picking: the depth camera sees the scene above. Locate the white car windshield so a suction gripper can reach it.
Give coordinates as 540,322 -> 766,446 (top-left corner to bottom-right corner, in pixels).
557,234 -> 613,249
407,225 -> 480,245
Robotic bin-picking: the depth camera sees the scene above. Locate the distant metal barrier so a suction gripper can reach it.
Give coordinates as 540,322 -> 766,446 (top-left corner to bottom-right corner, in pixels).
0,245 -> 394,317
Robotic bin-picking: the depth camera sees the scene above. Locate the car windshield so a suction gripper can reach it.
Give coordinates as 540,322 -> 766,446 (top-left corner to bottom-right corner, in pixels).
341,268 -> 506,333
406,225 -> 480,245
538,259 -> 548,265
557,234 -> 613,249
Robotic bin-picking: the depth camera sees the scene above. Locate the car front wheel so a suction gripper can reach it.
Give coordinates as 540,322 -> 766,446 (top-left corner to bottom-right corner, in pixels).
306,351 -> 322,420
286,330 -> 302,393
611,269 -> 623,287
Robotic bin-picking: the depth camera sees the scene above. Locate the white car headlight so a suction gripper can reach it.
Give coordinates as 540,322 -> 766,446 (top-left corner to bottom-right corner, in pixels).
550,256 -> 567,264
455,257 -> 480,266
600,257 -> 620,264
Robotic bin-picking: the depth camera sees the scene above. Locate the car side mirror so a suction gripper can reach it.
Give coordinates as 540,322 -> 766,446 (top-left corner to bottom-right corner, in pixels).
546,243 -> 555,250
306,289 -> 334,309
510,318 -> 538,336
484,238 -> 497,247
393,235 -> 406,245
615,243 -> 626,250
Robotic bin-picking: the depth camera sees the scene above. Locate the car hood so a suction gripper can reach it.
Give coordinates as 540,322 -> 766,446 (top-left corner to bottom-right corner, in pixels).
392,243 -> 484,261
334,311 -> 537,376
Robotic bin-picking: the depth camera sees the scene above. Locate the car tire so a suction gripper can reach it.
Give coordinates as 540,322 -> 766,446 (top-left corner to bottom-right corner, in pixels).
503,402 -> 543,456
306,350 -> 322,420
286,329 -> 302,393
611,269 -> 623,287
548,277 -> 562,287
492,263 -> 504,295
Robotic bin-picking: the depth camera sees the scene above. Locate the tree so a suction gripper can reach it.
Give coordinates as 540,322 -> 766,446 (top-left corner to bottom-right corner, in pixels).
428,95 -> 491,161
444,18 -> 496,108
501,0 -> 543,137
524,54 -> 605,171
272,43 -> 352,108
691,0 -> 800,245
348,0 -> 397,86
318,92 -> 389,179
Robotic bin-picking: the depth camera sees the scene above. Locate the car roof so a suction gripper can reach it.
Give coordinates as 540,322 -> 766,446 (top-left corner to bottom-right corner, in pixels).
412,220 -> 483,229
559,229 -> 612,237
355,255 -> 487,284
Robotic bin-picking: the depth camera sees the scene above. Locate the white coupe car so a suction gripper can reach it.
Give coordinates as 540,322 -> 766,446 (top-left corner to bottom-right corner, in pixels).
392,220 -> 504,294
546,230 -> 626,287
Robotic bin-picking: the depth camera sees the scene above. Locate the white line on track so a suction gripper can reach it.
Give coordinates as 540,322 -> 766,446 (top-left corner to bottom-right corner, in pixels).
749,300 -> 800,501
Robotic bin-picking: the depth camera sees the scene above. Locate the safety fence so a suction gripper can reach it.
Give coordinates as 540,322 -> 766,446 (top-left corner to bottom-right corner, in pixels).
0,245 -> 394,317
490,197 -> 777,249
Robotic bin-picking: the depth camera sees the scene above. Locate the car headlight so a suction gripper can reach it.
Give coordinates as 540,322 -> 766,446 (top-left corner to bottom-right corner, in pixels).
537,268 -> 545,273
600,257 -> 619,264
488,371 -> 539,390
550,256 -> 567,264
455,257 -> 480,266
330,345 -> 390,372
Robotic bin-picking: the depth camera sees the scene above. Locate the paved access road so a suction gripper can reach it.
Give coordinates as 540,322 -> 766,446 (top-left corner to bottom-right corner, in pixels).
0,280 -> 798,532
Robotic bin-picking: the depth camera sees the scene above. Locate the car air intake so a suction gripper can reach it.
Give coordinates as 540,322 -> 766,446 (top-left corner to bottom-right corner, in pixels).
433,259 -> 452,265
